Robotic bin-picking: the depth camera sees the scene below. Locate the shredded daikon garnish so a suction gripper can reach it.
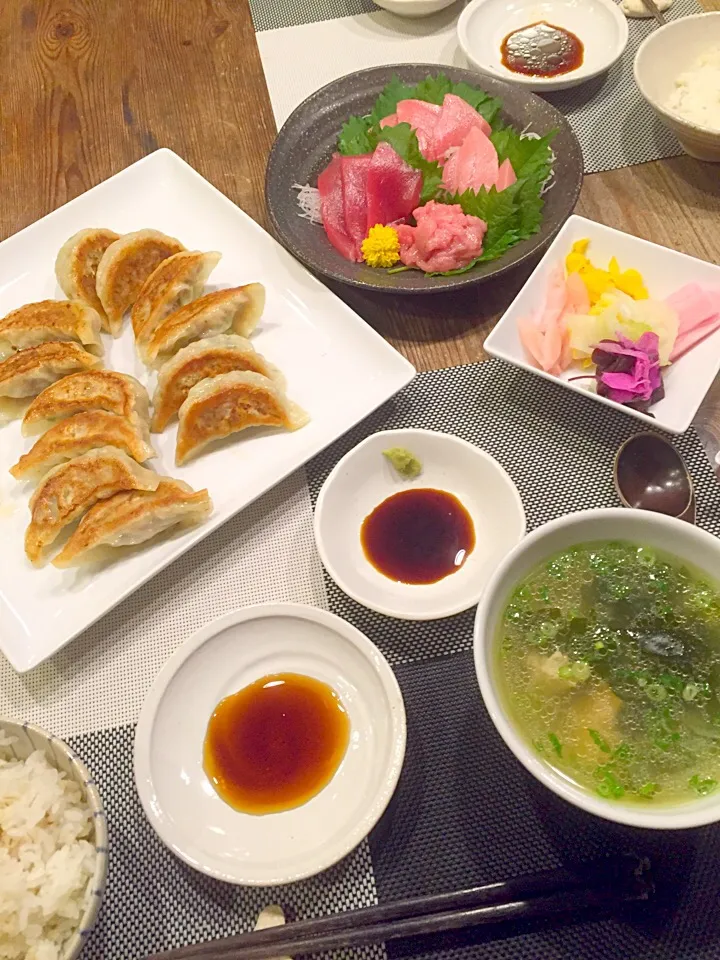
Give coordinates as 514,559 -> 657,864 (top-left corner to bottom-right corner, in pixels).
293,183 -> 322,224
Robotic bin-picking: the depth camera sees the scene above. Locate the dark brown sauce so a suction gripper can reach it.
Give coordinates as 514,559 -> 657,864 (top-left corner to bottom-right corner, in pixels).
203,673 -> 350,815
361,488 -> 475,585
501,21 -> 584,78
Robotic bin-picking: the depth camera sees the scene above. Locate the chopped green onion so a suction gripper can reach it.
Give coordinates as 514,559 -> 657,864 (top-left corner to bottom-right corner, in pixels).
689,775 -> 718,796
558,665 -> 573,680
548,733 -> 562,757
573,661 -> 591,681
639,782 -> 659,798
538,586 -> 550,602
594,640 -> 605,650
646,683 -> 667,703
659,673 -> 684,693
595,768 -> 624,799
588,728 -> 611,754
683,683 -> 700,702
613,743 -> 631,763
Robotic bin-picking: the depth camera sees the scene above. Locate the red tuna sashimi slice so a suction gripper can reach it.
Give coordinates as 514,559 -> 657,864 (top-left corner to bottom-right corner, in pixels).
396,99 -> 441,158
495,158 -> 517,192
340,154 -> 372,247
317,154 -> 361,262
428,93 -> 491,161
380,113 -> 398,128
442,126 -> 499,194
366,142 -> 423,231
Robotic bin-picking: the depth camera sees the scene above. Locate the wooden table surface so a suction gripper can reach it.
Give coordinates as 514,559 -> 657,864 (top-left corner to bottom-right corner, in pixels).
0,0 -> 718,463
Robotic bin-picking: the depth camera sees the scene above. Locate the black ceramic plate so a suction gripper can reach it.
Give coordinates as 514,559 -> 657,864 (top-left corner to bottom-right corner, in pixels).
265,64 -> 584,294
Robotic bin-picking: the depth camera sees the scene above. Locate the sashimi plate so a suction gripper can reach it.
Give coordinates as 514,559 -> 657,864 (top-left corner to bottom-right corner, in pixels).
0,149 -> 415,672
265,64 -> 583,293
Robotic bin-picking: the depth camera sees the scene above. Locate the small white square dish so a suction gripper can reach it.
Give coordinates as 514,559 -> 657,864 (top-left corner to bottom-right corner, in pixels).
484,215 -> 720,435
0,149 -> 415,673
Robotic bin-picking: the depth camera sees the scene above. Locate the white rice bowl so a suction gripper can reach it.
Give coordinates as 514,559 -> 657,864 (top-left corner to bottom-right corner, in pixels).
0,723 -> 106,960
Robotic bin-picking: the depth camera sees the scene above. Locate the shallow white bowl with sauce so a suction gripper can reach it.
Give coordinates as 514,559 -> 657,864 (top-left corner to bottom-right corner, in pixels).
314,429 -> 526,620
474,508 -> 720,830
134,603 -> 406,885
458,0 -> 628,92
373,0 -> 458,17
635,13 -> 720,163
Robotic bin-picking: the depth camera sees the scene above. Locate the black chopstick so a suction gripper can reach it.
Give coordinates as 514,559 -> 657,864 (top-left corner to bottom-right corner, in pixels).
147,856 -> 651,960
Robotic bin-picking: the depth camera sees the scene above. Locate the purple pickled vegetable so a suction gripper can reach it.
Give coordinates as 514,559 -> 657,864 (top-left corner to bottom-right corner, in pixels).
591,332 -> 664,413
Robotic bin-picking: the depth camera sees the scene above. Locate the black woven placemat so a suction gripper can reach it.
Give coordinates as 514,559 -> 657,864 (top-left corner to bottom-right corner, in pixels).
69,360 -> 720,960
303,361 -> 720,960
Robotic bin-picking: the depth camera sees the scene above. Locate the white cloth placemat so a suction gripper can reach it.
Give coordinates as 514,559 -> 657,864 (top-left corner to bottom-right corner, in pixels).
0,469 -> 327,736
254,0 -> 703,174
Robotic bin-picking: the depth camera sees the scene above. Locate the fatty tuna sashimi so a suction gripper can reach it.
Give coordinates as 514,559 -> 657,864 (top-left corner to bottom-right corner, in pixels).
427,93 -> 491,162
380,113 -> 399,128
366,142 -> 423,231
396,99 -> 441,158
396,201 -> 486,274
340,154 -> 372,248
317,154 -> 361,262
495,158 -> 517,192
442,126 -> 499,195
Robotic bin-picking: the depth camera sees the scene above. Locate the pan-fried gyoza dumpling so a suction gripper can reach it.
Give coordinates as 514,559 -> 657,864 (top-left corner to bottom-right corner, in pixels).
53,478 -> 212,568
131,250 -> 221,342
95,229 -> 185,336
140,284 -> 265,368
10,411 -> 155,482
175,370 -> 308,465
151,334 -> 283,432
25,446 -> 160,565
0,300 -> 104,360
0,342 -> 101,422
55,228 -> 121,327
22,371 -> 150,436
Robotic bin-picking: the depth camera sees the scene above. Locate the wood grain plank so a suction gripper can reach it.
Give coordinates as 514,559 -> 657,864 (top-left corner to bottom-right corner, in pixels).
0,0 -> 276,238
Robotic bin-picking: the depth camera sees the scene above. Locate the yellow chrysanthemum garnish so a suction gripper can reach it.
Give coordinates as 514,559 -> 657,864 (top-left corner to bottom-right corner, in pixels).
362,224 -> 401,268
565,239 -> 648,306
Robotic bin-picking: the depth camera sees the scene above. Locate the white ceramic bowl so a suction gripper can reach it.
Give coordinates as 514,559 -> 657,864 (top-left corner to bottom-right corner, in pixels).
485,214 -> 720,435
314,429 -> 526,620
134,604 -> 406,885
373,0 -> 458,17
474,508 -> 720,830
0,718 -> 108,960
635,13 -> 720,163
458,0 -> 628,92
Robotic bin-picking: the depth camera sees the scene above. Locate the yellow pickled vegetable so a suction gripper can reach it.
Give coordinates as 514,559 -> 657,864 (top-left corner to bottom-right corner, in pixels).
565,239 -> 648,306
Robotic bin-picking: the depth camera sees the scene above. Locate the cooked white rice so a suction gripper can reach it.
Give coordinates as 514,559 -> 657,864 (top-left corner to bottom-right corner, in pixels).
0,729 -> 97,960
667,47 -> 720,132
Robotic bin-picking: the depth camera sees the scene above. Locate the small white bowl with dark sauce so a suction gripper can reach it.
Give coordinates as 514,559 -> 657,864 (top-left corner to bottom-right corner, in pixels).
458,0 -> 628,92
314,429 -> 526,620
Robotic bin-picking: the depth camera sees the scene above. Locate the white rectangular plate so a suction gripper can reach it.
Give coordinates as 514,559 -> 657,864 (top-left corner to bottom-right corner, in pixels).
485,215 -> 720,435
0,149 -> 415,672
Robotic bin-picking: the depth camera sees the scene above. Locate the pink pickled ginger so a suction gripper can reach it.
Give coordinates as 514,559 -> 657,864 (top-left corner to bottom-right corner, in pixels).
667,283 -> 720,361
517,262 -> 572,375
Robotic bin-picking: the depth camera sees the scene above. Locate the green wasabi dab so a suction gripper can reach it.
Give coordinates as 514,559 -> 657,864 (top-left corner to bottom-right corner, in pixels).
382,447 -> 423,479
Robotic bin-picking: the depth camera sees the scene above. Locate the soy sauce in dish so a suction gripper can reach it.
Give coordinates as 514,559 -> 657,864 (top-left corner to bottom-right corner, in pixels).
203,673 -> 350,815
500,21 -> 584,78
361,488 -> 475,585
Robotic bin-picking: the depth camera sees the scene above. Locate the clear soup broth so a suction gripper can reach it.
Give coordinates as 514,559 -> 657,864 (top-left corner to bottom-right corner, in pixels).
497,541 -> 720,805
